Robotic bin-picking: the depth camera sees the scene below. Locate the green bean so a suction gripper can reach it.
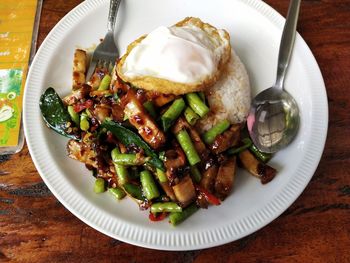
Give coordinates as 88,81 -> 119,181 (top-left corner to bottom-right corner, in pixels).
156,168 -> 168,183
98,74 -> 111,91
198,91 -> 206,102
123,113 -> 129,121
129,166 -> 140,179
94,178 -> 106,193
161,98 -> 186,131
108,187 -> 126,200
203,120 -> 230,144
176,129 -> 201,166
111,153 -> 148,166
151,202 -> 182,213
169,203 -> 199,226
113,93 -> 120,102
85,108 -> 92,118
185,93 -> 209,118
123,183 -> 144,200
143,101 -> 157,119
80,112 -> 90,131
158,151 -> 166,161
250,143 -> 273,163
140,170 -> 160,200
227,138 -> 252,155
111,148 -> 129,185
67,105 -> 79,126
190,165 -> 202,183
184,107 -> 200,126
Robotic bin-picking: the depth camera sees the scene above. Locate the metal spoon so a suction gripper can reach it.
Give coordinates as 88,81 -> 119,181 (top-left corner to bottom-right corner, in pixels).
248,0 -> 301,153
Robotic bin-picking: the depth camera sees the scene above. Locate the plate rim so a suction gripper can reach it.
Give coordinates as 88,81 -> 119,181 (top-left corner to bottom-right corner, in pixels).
23,0 -> 328,250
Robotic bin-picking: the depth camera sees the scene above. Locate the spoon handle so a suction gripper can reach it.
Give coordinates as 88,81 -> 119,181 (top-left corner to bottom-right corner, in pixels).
275,0 -> 301,89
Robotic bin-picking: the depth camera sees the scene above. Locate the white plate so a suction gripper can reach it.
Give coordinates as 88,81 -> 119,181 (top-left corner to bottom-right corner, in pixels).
23,0 -> 328,250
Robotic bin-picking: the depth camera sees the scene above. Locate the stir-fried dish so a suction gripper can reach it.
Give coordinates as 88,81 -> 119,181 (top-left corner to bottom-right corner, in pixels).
39,18 -> 277,225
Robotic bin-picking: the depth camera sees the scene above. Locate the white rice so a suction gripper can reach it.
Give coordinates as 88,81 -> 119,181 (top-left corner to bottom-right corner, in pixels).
197,49 -> 251,132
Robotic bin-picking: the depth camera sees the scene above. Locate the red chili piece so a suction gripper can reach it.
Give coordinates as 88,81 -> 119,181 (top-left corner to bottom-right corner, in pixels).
149,212 -> 168,222
73,99 -> 93,112
195,185 -> 221,206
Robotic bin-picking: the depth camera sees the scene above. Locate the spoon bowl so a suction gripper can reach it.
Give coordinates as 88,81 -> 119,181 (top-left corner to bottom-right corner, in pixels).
248,86 -> 299,153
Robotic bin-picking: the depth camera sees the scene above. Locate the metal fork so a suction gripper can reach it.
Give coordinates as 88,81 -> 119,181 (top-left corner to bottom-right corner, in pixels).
86,0 -> 122,80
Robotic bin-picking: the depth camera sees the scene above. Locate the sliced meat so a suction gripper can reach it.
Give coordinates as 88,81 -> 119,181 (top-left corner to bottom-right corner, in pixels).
111,103 -> 125,122
67,139 -> 97,168
164,142 -> 187,182
160,181 -> 177,202
63,84 -> 91,105
200,158 -> 218,193
88,67 -> 109,90
164,142 -> 186,170
146,91 -> 176,107
93,104 -> 111,123
172,116 -> 189,134
72,49 -> 87,89
123,89 -> 166,150
90,90 -> 112,97
196,193 -> 209,209
239,150 -> 277,184
209,124 -> 241,154
111,75 -> 129,97
172,175 -> 196,207
215,156 -> 236,200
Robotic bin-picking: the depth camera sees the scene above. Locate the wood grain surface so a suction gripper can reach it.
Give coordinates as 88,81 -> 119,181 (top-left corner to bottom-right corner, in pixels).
1,0 -> 349,262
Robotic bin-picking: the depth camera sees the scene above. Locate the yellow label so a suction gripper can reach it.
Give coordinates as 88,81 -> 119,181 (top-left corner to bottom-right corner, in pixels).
0,0 -> 37,147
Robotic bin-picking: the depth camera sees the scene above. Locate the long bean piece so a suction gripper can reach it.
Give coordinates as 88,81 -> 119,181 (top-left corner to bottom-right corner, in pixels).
203,120 -> 230,144
175,129 -> 201,166
129,166 -> 140,179
94,178 -> 106,193
161,98 -> 186,131
156,168 -> 168,183
98,74 -> 111,91
249,143 -> 272,163
140,170 -> 160,200
111,148 -> 129,185
80,112 -> 89,131
185,93 -> 209,117
151,202 -> 182,213
169,203 -> 199,226
184,107 -> 200,125
123,183 -> 144,200
198,91 -> 206,102
67,105 -> 79,126
190,165 -> 202,183
143,101 -> 157,119
111,153 -> 148,166
108,187 -> 126,200
227,138 -> 252,155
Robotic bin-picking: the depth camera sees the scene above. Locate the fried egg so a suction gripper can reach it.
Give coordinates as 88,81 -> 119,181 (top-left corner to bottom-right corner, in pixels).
117,17 -> 231,95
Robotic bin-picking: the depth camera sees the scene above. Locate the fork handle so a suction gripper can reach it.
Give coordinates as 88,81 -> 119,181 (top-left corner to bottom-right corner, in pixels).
107,0 -> 122,32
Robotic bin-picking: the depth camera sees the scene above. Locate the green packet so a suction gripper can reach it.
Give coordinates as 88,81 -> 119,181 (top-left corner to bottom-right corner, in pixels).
0,69 -> 23,150
0,0 -> 42,155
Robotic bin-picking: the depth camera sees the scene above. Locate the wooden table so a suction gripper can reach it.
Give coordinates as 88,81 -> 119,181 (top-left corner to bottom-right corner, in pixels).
1,0 -> 349,262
